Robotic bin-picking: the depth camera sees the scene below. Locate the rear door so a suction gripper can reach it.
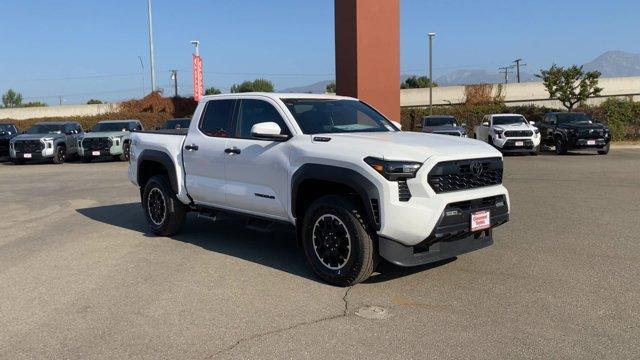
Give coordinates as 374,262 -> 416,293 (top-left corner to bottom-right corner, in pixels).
224,98 -> 292,220
182,99 -> 236,207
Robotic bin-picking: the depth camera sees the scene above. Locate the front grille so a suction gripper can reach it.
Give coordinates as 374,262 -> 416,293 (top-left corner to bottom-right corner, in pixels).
504,130 -> 533,137
82,137 -> 112,151
578,129 -> 604,138
427,157 -> 503,193
14,140 -> 43,153
398,180 -> 411,201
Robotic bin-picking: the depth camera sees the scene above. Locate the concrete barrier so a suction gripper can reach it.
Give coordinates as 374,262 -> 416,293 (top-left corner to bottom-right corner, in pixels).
401,76 -> 640,108
0,103 -> 120,120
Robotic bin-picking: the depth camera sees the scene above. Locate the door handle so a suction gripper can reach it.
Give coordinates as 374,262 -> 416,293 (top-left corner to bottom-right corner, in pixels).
224,147 -> 241,155
185,144 -> 199,151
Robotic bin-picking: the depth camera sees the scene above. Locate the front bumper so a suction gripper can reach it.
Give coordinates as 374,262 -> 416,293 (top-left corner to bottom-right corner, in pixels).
79,148 -> 121,157
10,148 -> 55,160
493,134 -> 540,152
568,137 -> 609,150
379,194 -> 509,266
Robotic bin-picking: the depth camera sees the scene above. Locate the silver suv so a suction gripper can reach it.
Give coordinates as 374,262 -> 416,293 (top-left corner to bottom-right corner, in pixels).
10,121 -> 83,165
79,120 -> 142,162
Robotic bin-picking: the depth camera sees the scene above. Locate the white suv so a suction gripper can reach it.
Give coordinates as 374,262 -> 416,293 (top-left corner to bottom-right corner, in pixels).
474,114 -> 540,155
129,93 -> 510,286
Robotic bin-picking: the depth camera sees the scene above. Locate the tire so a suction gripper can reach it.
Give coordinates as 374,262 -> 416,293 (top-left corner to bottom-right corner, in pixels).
530,145 -> 539,156
11,158 -> 25,165
142,175 -> 187,236
598,143 -> 610,155
555,137 -> 567,155
81,156 -> 92,163
301,195 -> 378,287
119,142 -> 130,161
52,146 -> 66,164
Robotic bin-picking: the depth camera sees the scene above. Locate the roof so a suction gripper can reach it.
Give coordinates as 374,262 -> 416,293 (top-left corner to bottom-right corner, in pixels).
546,111 -> 587,115
424,115 -> 456,118
0,122 -> 16,125
201,92 -> 357,102
490,113 -> 524,117
98,119 -> 139,123
34,121 -> 78,125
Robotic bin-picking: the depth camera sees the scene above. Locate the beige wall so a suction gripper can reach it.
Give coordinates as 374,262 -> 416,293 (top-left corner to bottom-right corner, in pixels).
0,103 -> 120,121
401,76 -> 640,108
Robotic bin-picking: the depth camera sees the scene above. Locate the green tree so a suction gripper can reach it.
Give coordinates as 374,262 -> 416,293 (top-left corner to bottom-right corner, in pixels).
230,78 -> 274,93
326,81 -> 336,93
537,64 -> 603,111
2,89 -> 23,108
23,101 -> 48,107
205,86 -> 222,95
401,76 -> 438,89
87,99 -> 103,104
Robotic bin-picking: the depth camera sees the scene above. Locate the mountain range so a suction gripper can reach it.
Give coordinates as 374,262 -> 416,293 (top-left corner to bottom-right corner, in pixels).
280,50 -> 640,92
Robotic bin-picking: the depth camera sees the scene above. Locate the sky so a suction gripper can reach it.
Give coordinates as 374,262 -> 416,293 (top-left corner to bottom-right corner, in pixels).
1,0 -> 639,105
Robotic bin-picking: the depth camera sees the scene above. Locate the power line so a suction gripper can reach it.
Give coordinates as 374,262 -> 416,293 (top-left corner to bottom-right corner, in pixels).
498,65 -> 515,84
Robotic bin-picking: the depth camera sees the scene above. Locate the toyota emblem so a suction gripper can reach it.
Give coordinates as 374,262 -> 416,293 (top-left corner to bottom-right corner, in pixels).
471,161 -> 483,176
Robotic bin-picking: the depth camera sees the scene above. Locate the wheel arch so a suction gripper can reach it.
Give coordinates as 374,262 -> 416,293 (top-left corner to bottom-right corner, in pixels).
137,150 -> 179,193
291,164 -> 380,232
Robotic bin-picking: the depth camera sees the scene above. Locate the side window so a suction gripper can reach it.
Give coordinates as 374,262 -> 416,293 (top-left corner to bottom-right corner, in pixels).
235,99 -> 289,139
199,99 -> 236,137
76,124 -> 83,133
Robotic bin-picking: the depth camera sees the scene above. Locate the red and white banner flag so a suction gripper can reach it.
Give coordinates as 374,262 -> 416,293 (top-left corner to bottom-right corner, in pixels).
192,54 -> 204,101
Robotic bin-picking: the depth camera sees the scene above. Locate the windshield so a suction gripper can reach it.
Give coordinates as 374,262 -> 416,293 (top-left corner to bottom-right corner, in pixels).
27,124 -> 65,134
165,119 -> 190,129
0,124 -> 16,134
493,116 -> 527,125
425,117 -> 458,127
92,122 -> 132,132
556,113 -> 592,124
282,99 -> 397,134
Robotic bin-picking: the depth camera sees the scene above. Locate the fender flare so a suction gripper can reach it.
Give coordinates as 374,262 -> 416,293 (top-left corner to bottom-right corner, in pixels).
137,149 -> 179,193
291,164 -> 380,230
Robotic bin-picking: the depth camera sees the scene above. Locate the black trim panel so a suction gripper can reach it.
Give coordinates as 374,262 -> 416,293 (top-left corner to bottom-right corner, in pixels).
137,149 -> 179,193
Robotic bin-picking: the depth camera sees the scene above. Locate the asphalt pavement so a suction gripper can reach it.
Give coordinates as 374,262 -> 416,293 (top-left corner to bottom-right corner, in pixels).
0,149 -> 638,359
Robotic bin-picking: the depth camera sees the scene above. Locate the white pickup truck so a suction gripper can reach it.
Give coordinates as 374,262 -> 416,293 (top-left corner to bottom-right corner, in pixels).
129,93 -> 510,286
474,114 -> 541,155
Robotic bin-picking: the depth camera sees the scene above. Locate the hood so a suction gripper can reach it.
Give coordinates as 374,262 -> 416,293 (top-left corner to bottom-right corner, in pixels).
492,123 -> 537,132
82,131 -> 129,139
318,131 -> 499,162
558,122 -> 607,130
423,125 -> 466,133
12,133 -> 64,142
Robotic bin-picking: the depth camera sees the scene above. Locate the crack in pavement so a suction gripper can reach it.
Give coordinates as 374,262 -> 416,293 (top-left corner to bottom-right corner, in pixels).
204,286 -> 354,359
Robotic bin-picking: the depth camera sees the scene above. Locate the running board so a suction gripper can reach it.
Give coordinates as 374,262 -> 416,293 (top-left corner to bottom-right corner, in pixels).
245,218 -> 277,233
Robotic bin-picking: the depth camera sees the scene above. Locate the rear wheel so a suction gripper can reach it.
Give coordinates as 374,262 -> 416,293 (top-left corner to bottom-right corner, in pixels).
598,143 -> 610,155
52,146 -> 66,164
142,175 -> 187,236
555,137 -> 567,155
301,195 -> 377,287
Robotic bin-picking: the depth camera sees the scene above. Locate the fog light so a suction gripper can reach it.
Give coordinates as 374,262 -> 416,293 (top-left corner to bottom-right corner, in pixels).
496,201 -> 504,207
445,209 -> 461,216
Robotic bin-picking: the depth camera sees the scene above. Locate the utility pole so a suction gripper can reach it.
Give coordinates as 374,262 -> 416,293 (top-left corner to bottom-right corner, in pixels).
513,58 -> 527,83
170,70 -> 178,97
146,0 -> 157,92
498,66 -> 514,84
428,32 -> 436,115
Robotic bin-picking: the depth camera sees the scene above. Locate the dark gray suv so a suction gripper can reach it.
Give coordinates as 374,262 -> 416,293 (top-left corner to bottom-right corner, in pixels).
421,115 -> 467,137
10,121 -> 83,164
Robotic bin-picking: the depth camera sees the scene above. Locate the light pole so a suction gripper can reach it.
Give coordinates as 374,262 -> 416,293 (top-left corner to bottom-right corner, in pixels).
146,0 -> 157,92
190,40 -> 200,57
428,32 -> 436,115
170,70 -> 178,97
137,56 -> 145,97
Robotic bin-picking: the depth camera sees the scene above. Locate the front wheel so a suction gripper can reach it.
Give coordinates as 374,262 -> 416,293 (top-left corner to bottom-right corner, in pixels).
301,195 -> 378,287
119,142 -> 130,161
598,143 -> 610,155
530,145 -> 539,156
142,175 -> 187,236
555,137 -> 567,155
52,146 -> 66,164
11,158 -> 25,165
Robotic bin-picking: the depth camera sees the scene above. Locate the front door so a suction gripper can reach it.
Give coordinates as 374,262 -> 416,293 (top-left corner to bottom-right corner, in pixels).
224,98 -> 292,221
183,99 -> 236,207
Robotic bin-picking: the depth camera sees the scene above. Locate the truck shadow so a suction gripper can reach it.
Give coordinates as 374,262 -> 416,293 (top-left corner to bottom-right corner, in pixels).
76,202 -> 451,285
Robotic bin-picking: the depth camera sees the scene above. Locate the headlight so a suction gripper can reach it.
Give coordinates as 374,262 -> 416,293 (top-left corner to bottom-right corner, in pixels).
493,129 -> 504,135
534,129 -> 540,134
364,157 -> 422,181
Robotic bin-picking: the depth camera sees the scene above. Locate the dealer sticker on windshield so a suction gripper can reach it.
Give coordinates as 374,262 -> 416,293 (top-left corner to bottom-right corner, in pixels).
23,153 -> 32,158
515,141 -> 524,146
92,151 -> 100,156
471,210 -> 491,231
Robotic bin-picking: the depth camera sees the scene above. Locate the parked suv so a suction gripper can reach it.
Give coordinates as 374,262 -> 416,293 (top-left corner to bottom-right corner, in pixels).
0,123 -> 19,157
537,112 -> 610,155
129,93 -> 510,286
422,115 -> 467,137
10,121 -> 83,164
79,120 -> 142,162
474,114 -> 540,155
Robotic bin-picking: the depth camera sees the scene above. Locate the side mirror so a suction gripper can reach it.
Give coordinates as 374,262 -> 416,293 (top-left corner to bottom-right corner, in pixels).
529,121 -> 535,125
461,123 -> 467,127
482,121 -> 489,126
251,122 -> 289,141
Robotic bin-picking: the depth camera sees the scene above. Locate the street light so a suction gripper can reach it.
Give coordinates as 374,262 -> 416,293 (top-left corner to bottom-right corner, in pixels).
190,40 -> 200,56
146,0 -> 157,92
428,32 -> 436,115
